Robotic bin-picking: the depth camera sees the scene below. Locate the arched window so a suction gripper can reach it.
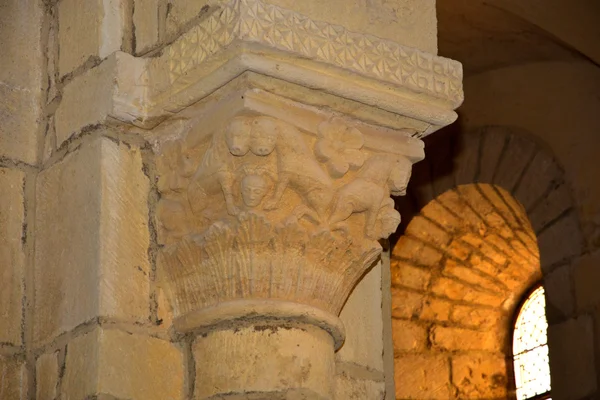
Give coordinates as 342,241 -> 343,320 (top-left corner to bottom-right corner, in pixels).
513,285 -> 551,400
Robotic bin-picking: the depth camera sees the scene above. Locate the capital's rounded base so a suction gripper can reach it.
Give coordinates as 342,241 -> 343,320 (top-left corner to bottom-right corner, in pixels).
193,323 -> 335,400
173,299 -> 346,349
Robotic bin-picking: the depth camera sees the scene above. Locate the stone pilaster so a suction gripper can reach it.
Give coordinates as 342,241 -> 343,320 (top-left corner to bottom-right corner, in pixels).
135,2 -> 464,398
44,0 -> 462,398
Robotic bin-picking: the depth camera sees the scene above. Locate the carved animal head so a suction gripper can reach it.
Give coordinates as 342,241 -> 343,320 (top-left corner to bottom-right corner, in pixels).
250,117 -> 278,156
388,157 -> 413,196
225,117 -> 252,156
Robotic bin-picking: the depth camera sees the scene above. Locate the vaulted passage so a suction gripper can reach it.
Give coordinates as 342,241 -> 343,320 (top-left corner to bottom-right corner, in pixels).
391,184 -> 540,399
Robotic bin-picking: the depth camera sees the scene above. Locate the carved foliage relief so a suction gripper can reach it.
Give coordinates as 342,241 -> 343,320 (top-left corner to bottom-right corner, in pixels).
157,115 -> 413,316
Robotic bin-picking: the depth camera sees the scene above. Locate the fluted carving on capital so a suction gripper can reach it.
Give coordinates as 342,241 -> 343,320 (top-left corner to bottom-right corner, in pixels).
156,113 -> 420,332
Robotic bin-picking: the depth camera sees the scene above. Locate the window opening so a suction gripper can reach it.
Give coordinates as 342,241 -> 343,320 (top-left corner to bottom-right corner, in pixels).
513,285 -> 551,400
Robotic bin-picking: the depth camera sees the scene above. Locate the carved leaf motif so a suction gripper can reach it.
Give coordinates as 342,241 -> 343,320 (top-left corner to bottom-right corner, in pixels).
315,119 -> 365,178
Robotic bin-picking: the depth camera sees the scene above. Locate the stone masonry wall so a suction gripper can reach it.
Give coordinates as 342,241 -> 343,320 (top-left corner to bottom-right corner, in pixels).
392,184 -> 539,399
0,0 -> 395,398
392,125 -> 595,399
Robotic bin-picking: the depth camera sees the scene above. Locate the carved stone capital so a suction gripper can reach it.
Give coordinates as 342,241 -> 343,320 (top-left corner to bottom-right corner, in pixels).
155,90 -> 423,342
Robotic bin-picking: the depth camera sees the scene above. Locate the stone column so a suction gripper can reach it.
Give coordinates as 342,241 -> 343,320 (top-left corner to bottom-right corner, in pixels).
138,2 -> 463,399
47,0 -> 462,398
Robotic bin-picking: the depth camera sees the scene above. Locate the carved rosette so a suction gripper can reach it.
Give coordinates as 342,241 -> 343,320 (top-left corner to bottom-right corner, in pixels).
156,113 -> 420,342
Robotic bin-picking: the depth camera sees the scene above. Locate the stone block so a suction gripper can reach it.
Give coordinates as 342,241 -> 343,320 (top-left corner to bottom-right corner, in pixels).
543,262 -> 574,321
36,351 -> 60,400
338,262 -> 384,372
334,373 -> 384,400
0,85 -> 41,165
430,325 -> 499,351
0,0 -> 43,164
394,355 -> 449,399
35,137 -> 150,344
134,0 -> 160,54
537,213 -> 583,270
528,183 -> 573,232
514,150 -> 562,210
58,0 -> 125,76
574,250 -> 600,311
55,52 -> 146,146
390,260 -> 430,290
421,200 -> 460,232
0,168 -> 25,345
62,327 -> 184,400
450,305 -> 502,329
0,355 -> 26,399
420,297 -> 452,322
478,127 -> 508,183
405,216 -> 450,248
493,134 -> 536,192
166,0 -> 210,38
393,236 -> 443,267
390,287 -> 423,319
454,133 -> 481,186
451,354 -> 508,399
392,319 -> 427,352
194,324 -> 334,399
548,316 -> 597,400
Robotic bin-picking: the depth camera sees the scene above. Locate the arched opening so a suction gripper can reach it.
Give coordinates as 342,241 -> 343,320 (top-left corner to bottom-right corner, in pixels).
513,285 -> 551,400
391,184 -> 541,399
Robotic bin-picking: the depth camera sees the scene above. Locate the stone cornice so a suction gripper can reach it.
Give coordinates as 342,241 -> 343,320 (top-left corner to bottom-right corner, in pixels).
64,0 -> 463,140
164,0 -> 463,107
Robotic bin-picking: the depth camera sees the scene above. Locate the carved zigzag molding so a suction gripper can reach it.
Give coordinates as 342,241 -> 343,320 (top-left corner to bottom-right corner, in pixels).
166,0 -> 463,107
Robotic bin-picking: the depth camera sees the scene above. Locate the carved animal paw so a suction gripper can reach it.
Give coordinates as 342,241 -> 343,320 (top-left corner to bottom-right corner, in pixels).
263,197 -> 279,210
226,204 -> 241,216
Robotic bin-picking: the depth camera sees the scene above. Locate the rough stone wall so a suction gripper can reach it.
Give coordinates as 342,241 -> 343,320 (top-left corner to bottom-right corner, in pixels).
392,120 -> 594,399
460,63 -> 600,400
0,0 -> 401,398
392,184 -> 539,399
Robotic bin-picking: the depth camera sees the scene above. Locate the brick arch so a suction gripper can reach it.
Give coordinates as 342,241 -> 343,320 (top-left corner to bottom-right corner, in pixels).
392,184 -> 539,399
394,124 -> 583,275
390,126 -> 584,399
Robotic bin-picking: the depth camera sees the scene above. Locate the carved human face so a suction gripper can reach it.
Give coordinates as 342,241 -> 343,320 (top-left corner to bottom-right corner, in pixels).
250,118 -> 277,156
241,174 -> 268,208
226,118 -> 251,156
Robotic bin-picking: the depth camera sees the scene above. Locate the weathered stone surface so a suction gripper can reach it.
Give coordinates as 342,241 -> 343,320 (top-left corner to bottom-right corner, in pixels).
338,262 -> 384,372
394,355 -> 449,399
478,127 -> 508,183
55,53 -> 146,146
334,372 -> 384,400
391,260 -> 431,290
450,305 -> 502,329
493,133 -> 536,192
574,250 -> 600,311
528,183 -> 573,231
194,324 -> 335,399
420,297 -> 452,322
544,262 -> 574,321
0,168 -> 25,345
392,319 -> 427,352
0,355 -> 25,399
62,327 -> 184,400
134,0 -> 160,54
537,212 -> 583,269
430,325 -> 498,351
0,0 -> 43,164
390,288 -> 423,319
36,351 -> 60,400
165,0 -> 209,38
451,354 -> 508,399
58,0 -> 124,76
514,150 -> 562,210
548,316 -> 597,400
35,137 -> 150,344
